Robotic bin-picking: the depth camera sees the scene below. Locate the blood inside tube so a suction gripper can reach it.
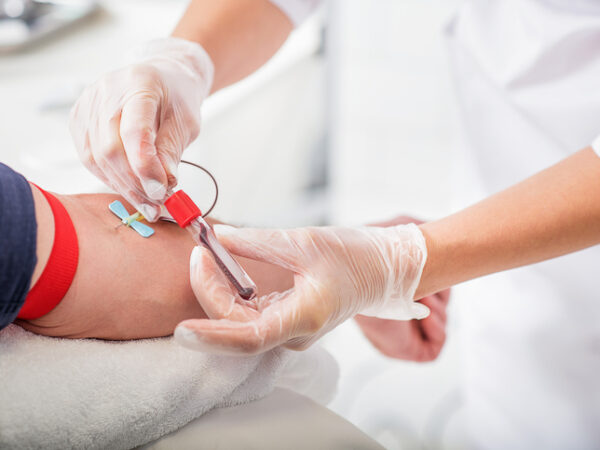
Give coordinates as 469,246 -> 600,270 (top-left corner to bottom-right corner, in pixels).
195,220 -> 257,300
163,189 -> 258,300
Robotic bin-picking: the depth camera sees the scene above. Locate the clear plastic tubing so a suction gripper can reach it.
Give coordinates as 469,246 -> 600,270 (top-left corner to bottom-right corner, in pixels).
164,190 -> 258,300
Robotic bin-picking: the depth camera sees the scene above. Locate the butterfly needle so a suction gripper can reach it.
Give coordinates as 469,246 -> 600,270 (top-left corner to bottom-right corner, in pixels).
115,212 -> 142,230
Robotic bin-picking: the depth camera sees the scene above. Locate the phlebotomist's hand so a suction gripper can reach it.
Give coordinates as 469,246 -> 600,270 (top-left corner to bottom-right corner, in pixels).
176,223 -> 430,355
356,216 -> 451,362
69,38 -> 214,222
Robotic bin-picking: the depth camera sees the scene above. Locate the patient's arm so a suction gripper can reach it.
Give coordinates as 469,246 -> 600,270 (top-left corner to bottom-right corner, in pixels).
17,185 -> 293,340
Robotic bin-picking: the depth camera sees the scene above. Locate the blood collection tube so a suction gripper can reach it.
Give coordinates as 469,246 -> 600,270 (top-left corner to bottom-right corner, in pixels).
164,190 -> 257,300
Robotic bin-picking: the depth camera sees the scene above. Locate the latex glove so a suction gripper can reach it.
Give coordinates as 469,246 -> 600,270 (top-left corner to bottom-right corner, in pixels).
175,224 -> 429,355
356,215 -> 450,362
69,38 -> 214,221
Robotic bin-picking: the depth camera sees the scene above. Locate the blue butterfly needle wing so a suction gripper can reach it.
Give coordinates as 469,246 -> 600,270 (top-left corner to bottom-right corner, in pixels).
109,200 -> 129,220
109,200 -> 154,238
131,221 -> 155,238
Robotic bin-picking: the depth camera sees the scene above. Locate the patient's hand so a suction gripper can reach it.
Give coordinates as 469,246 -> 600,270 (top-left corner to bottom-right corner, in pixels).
355,216 -> 451,362
17,189 -> 293,340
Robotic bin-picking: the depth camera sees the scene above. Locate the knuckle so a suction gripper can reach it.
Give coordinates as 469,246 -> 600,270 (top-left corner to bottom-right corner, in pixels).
78,148 -> 95,169
165,171 -> 178,188
96,138 -> 122,163
136,162 -> 158,181
134,154 -> 159,179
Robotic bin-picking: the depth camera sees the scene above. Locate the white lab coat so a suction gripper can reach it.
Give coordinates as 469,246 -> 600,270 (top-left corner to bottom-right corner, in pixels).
447,0 -> 600,448
271,0 -> 600,447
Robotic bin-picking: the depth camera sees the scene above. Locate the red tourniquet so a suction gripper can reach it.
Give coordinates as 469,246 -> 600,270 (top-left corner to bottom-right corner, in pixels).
17,185 -> 79,320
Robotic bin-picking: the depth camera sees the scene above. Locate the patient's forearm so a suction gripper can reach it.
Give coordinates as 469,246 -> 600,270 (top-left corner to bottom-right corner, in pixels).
19,190 -> 293,340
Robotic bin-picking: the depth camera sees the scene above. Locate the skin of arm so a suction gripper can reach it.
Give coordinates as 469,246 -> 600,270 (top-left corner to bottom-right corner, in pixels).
172,0 -> 293,92
416,147 -> 600,299
356,148 -> 600,363
22,147 -> 599,347
17,186 -> 293,340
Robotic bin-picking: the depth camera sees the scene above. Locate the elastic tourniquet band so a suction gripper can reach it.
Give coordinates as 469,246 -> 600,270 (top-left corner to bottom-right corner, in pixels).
17,186 -> 79,320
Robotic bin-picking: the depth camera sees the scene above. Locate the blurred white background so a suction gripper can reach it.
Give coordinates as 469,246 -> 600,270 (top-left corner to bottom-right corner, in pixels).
0,0 -> 467,448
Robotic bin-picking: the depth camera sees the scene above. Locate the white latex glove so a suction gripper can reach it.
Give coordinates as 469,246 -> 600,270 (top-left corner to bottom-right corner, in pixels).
175,224 -> 430,355
69,38 -> 214,221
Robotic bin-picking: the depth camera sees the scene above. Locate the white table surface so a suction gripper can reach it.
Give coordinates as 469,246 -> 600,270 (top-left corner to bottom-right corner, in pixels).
141,388 -> 383,450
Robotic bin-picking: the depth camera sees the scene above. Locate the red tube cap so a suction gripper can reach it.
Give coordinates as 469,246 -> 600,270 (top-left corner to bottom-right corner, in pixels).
164,190 -> 202,227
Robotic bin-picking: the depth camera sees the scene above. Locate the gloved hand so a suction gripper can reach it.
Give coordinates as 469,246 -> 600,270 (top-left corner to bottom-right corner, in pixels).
69,38 -> 214,221
356,215 -> 450,362
175,224 -> 430,355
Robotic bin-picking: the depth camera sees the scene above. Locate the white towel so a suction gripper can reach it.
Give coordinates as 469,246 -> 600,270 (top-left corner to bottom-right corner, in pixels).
0,324 -> 337,449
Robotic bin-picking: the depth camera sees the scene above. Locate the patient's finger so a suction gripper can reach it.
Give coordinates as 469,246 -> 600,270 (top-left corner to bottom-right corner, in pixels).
190,246 -> 257,322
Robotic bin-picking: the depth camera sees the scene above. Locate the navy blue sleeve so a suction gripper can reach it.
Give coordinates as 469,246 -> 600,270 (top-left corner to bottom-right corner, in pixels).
0,163 -> 37,330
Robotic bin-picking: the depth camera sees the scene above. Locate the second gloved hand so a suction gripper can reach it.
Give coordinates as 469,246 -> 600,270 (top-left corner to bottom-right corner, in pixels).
69,38 -> 214,221
175,224 -> 430,355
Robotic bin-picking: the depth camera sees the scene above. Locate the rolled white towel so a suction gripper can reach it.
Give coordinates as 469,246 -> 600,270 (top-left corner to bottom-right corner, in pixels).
0,324 -> 337,449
